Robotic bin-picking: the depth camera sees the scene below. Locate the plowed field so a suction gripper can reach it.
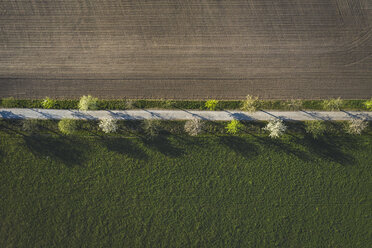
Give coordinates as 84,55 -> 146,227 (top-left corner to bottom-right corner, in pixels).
1,0 -> 371,99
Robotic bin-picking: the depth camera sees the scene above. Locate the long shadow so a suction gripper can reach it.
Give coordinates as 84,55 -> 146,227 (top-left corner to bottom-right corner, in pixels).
120,120 -> 144,136
260,110 -> 293,121
340,110 -> 372,120
30,109 -> 59,119
0,120 -> 26,136
100,137 -> 148,160
0,111 -> 25,119
298,134 -> 356,166
240,121 -> 266,134
141,135 -> 184,157
171,134 -> 204,148
259,110 -> 279,119
218,136 -> 259,159
173,106 -> 209,120
142,109 -> 165,119
300,110 -> 332,121
256,135 -> 313,162
0,141 -> 4,162
108,110 -> 137,120
285,121 -> 306,133
23,135 -> 87,167
223,111 -> 255,121
69,110 -> 96,120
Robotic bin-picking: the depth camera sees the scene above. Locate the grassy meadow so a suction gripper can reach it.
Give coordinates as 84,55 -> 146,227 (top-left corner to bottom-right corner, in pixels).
0,120 -> 371,247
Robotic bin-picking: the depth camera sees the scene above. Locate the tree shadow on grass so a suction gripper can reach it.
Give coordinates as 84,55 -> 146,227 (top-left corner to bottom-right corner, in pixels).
23,135 -> 87,167
141,135 -> 184,158
100,137 -> 148,160
240,121 -> 266,134
0,148 -> 3,163
0,120 -> 26,136
256,136 -> 313,162
172,135 -> 205,148
119,120 -> 144,136
298,135 -> 356,166
218,136 -> 259,159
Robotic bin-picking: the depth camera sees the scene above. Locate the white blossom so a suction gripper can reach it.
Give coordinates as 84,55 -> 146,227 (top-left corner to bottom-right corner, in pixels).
99,118 -> 118,133
263,119 -> 287,138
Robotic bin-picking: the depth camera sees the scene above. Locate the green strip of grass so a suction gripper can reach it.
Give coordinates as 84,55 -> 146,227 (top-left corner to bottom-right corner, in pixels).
0,98 -> 370,110
3,119 -> 364,138
0,120 -> 371,247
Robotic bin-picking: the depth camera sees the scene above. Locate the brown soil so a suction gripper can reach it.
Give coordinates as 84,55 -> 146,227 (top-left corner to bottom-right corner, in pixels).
1,0 -> 371,99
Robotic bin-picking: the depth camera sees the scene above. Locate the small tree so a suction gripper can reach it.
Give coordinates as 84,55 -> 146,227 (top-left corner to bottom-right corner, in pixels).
263,119 -> 287,138
143,119 -> 162,138
184,119 -> 204,136
225,120 -> 243,134
58,119 -> 78,135
304,120 -> 327,139
99,118 -> 118,133
78,95 -> 98,111
41,97 -> 56,109
287,99 -> 303,110
205,100 -> 219,111
345,119 -> 368,135
322,97 -> 343,110
241,95 -> 260,112
364,98 -> 372,110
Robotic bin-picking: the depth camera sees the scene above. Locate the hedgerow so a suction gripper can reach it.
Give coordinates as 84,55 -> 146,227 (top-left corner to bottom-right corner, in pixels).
0,98 -> 370,111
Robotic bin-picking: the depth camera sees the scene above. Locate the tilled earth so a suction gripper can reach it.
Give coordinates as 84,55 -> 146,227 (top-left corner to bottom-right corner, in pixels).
0,0 -> 371,99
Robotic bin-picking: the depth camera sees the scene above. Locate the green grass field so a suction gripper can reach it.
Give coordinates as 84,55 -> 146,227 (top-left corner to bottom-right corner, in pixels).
0,121 -> 371,247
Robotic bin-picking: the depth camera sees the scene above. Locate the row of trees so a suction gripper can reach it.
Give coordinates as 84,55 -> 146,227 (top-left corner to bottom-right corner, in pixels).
206,96 -> 372,111
42,95 -> 99,110
40,95 -> 372,111
56,118 -> 369,138
38,94 -> 370,138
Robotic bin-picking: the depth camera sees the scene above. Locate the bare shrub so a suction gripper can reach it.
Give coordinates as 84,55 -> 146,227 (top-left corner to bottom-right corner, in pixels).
345,119 -> 368,135
184,119 -> 204,136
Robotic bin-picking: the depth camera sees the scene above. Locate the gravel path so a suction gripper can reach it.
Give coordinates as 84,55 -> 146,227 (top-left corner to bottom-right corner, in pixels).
1,109 -> 371,121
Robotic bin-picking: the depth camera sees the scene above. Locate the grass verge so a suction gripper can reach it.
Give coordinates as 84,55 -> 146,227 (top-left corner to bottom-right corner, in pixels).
0,98 -> 370,111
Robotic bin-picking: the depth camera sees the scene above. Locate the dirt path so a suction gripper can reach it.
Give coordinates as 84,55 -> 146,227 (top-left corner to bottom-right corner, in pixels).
1,0 -> 371,99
